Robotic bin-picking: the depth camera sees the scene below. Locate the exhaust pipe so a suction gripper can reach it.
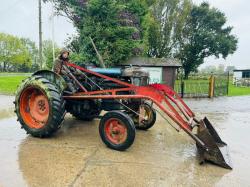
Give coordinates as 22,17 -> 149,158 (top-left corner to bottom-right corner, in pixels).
196,117 -> 233,169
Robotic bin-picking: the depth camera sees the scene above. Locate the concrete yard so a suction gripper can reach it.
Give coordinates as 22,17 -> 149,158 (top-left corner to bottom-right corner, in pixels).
0,95 -> 250,187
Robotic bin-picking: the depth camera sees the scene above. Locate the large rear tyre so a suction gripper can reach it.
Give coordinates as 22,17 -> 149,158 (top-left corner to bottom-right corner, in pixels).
15,75 -> 66,138
99,111 -> 136,151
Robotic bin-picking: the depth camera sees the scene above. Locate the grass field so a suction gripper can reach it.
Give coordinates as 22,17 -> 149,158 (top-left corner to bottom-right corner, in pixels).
228,83 -> 250,96
0,75 -> 28,95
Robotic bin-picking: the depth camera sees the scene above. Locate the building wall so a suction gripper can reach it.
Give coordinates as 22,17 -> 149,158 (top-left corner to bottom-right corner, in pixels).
141,67 -> 163,84
141,67 -> 178,88
233,71 -> 242,79
162,67 -> 177,88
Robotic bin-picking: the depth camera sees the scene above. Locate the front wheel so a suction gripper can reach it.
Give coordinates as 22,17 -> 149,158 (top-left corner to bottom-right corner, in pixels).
99,111 -> 136,151
133,103 -> 157,130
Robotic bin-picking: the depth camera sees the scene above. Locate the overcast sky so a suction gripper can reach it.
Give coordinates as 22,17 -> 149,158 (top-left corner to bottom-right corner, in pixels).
0,0 -> 249,69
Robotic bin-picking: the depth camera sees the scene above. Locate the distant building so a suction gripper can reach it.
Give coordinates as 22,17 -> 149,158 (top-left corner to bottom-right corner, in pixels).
233,69 -> 250,87
120,57 -> 182,88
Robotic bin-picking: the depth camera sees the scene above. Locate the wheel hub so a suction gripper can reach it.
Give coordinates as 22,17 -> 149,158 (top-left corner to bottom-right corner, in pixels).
105,119 -> 128,144
33,96 -> 48,115
139,105 -> 152,125
20,87 -> 50,129
38,100 -> 46,111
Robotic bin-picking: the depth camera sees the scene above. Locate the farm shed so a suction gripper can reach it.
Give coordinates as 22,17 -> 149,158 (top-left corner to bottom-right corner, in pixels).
234,69 -> 250,78
120,57 -> 182,88
233,69 -> 250,87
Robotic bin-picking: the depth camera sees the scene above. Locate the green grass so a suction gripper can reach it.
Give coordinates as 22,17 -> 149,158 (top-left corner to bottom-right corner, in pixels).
228,84 -> 250,96
0,75 -> 28,95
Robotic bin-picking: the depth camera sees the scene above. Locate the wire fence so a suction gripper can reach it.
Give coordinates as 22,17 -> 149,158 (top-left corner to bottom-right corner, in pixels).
214,74 -> 229,96
175,73 -> 229,98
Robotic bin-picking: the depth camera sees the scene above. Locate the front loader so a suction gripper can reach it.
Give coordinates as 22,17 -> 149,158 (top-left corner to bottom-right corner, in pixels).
14,63 -> 232,169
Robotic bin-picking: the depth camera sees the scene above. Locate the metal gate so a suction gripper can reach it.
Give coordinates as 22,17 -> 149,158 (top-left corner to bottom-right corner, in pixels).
214,74 -> 230,96
175,73 -> 229,98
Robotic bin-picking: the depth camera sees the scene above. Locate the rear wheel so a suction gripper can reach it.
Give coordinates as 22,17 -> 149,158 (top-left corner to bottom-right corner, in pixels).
99,111 -> 136,151
15,76 -> 66,138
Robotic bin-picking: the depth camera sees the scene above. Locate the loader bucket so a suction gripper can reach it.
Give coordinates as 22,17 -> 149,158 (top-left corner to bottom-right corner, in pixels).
196,117 -> 232,169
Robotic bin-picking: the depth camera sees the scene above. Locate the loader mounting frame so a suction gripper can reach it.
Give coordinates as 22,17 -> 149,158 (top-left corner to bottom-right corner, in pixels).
63,63 -> 232,169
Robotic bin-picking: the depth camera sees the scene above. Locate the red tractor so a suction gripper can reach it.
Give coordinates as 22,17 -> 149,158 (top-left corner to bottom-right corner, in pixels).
14,63 -> 232,169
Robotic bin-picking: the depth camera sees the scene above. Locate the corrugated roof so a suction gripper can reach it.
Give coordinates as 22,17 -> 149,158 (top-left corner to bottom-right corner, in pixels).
120,57 -> 182,67
234,69 -> 250,72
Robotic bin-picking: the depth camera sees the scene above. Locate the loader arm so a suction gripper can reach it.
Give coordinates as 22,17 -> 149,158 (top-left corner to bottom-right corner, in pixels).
63,63 -> 232,169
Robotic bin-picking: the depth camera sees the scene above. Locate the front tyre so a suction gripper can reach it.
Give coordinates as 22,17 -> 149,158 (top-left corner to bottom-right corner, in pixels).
99,111 -> 136,151
133,103 -> 157,130
15,75 -> 66,138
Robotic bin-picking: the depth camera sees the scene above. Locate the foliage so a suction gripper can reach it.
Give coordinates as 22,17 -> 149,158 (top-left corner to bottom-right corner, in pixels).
44,0 -> 151,66
20,38 -> 39,65
44,0 -> 238,76
200,64 -> 229,74
144,0 -> 192,58
30,63 -> 41,72
0,33 -> 32,72
177,3 -> 238,79
42,40 -> 61,69
225,66 -> 236,74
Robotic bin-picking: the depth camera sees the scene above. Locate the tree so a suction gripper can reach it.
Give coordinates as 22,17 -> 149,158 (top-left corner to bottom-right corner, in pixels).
144,0 -> 192,58
21,38 -> 39,66
217,64 -> 225,74
225,66 -> 235,74
0,33 -> 31,72
200,65 -> 217,74
177,3 -> 238,79
42,40 -> 60,69
44,0 -> 152,66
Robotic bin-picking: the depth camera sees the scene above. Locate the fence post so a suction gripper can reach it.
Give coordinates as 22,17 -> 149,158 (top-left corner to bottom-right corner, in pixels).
181,81 -> 185,98
227,71 -> 230,95
209,75 -> 215,98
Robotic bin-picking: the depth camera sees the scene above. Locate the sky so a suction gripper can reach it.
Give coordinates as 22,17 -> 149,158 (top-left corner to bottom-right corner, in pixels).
0,0 -> 75,46
0,0 -> 249,69
193,0 -> 250,69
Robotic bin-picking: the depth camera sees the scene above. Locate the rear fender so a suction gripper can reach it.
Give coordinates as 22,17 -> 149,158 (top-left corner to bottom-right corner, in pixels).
33,70 -> 67,92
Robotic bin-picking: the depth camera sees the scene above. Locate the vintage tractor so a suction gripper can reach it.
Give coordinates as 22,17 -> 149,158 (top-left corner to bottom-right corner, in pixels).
14,62 -> 232,169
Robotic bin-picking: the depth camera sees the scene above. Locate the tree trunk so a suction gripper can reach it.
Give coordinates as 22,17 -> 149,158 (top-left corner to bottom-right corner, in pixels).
89,37 -> 106,68
184,69 -> 190,80
3,61 -> 6,72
